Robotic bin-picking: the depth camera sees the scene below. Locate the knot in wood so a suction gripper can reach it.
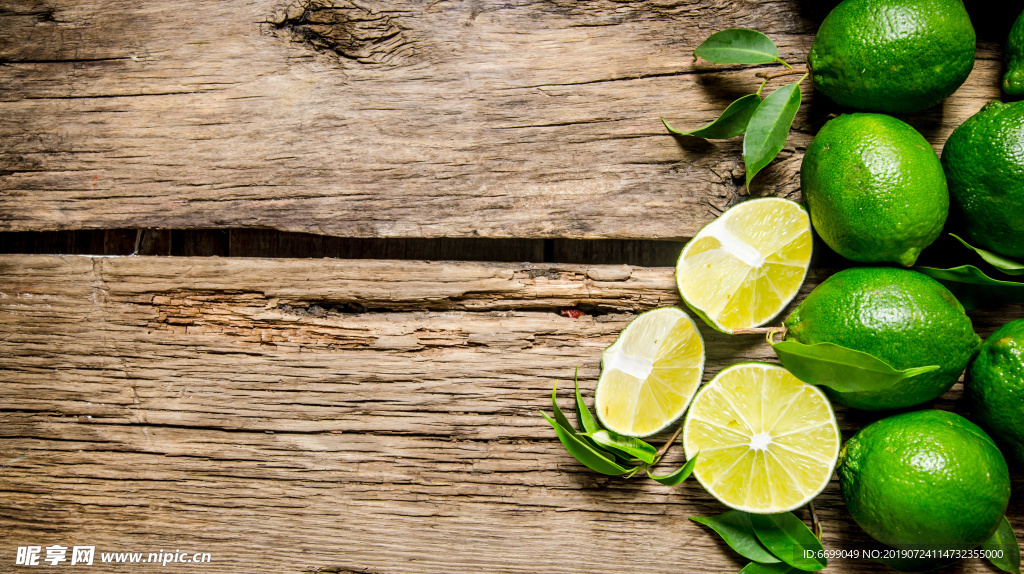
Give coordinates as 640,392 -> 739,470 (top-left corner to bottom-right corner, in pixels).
270,0 -> 411,66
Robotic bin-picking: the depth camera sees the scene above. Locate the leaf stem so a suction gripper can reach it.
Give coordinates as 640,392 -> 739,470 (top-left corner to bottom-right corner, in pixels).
756,68 -> 809,81
654,424 -> 684,462
775,57 -> 794,70
809,501 -> 822,540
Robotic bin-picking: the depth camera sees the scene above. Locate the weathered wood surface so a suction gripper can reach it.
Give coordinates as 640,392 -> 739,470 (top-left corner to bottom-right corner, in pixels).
1,254 -> 1022,573
0,0 -> 1011,239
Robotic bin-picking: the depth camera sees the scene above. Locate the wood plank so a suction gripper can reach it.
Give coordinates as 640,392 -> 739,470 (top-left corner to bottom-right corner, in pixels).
0,0 -> 1009,238
2,254 -> 1022,572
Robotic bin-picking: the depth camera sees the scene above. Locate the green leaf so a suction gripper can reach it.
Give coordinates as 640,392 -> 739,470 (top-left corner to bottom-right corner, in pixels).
540,412 -> 631,476
743,83 -> 801,188
691,509 -> 780,564
772,340 -> 939,393
694,29 -> 780,65
586,430 -> 657,464
550,382 -> 577,433
574,377 -> 602,435
749,513 -> 826,571
663,94 -> 761,139
916,265 -> 1024,310
647,451 -> 699,486
951,234 -> 1024,276
983,516 -> 1021,574
740,563 -> 802,574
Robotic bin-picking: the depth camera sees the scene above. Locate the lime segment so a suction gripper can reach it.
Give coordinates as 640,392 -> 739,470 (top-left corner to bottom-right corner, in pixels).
595,308 -> 705,437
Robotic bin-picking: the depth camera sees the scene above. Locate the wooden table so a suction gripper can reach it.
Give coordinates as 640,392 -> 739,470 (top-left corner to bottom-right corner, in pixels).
1,1 -> 1021,572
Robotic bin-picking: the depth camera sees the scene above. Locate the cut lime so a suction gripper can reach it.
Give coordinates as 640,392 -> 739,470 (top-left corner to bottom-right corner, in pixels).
595,307 -> 705,437
677,197 -> 812,333
683,362 -> 840,513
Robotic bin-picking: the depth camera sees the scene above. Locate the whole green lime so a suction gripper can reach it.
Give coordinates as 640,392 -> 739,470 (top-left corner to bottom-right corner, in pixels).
808,0 -> 975,113
801,114 -> 948,267
941,100 -> 1024,259
966,318 -> 1024,465
838,410 -> 1010,552
1005,10 -> 1024,96
784,267 -> 980,410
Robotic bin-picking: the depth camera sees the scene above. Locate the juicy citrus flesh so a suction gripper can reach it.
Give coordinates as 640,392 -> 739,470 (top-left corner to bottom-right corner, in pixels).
676,198 -> 811,333
595,308 -> 705,437
683,363 -> 840,514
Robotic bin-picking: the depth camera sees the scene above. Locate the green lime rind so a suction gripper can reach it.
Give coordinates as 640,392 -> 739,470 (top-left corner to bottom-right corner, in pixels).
966,319 -> 1024,468
838,410 -> 1010,552
783,267 -> 980,411
808,0 -> 975,113
915,265 -> 1024,311
1005,11 -> 1024,97
941,100 -> 1024,259
801,113 -> 947,267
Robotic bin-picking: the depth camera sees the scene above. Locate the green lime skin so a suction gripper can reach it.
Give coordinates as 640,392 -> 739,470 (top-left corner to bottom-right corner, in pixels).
966,318 -> 1024,466
1006,10 -> 1024,96
838,410 -> 1010,552
801,114 -> 948,267
808,0 -> 975,114
941,100 -> 1024,259
784,267 -> 980,410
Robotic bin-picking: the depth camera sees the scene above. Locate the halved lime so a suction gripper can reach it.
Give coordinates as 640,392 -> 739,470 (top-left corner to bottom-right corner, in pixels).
595,307 -> 705,437
677,197 -> 812,333
683,362 -> 840,513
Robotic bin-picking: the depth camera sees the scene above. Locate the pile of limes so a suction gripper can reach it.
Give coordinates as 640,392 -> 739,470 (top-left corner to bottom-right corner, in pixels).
581,0 -> 1024,571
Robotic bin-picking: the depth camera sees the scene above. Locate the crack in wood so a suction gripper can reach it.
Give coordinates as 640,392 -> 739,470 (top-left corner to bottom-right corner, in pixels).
267,0 -> 413,66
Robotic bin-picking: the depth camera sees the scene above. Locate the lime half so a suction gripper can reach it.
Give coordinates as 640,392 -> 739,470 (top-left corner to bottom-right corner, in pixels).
595,307 -> 705,437
683,363 -> 840,513
677,198 -> 812,333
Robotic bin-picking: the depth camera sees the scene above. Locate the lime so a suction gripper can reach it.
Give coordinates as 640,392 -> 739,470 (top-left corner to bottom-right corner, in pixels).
783,267 -> 980,410
838,409 -> 1010,551
941,100 -> 1024,259
966,318 -> 1024,465
595,307 -> 705,437
808,0 -> 975,113
1005,10 -> 1024,96
801,113 -> 948,267
676,198 -> 812,334
682,363 -> 840,514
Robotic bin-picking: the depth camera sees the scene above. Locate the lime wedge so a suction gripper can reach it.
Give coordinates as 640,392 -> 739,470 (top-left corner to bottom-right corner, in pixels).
683,362 -> 840,513
677,197 -> 812,333
595,307 -> 705,437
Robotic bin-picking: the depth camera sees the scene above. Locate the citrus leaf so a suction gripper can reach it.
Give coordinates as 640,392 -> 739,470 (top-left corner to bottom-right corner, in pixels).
740,562 -> 803,574
663,94 -> 761,139
550,381 -> 577,433
749,513 -> 826,571
691,509 -> 780,564
743,83 -> 801,188
983,516 -> 1021,574
647,451 -> 699,486
574,377 -> 602,435
916,265 -> 1024,310
951,234 -> 1024,276
586,430 -> 657,464
540,411 -> 631,476
772,340 -> 939,393
694,29 -> 780,64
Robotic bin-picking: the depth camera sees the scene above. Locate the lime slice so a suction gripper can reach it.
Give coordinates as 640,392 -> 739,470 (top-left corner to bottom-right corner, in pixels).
683,362 -> 840,514
677,197 -> 812,333
595,307 -> 705,438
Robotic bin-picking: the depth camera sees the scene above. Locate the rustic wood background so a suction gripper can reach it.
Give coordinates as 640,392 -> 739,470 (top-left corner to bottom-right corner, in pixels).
1,1 -> 1023,573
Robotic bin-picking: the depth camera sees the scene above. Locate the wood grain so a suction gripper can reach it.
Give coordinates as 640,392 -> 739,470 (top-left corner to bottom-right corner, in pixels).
0,0 -> 1006,239
1,254 -> 1022,573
